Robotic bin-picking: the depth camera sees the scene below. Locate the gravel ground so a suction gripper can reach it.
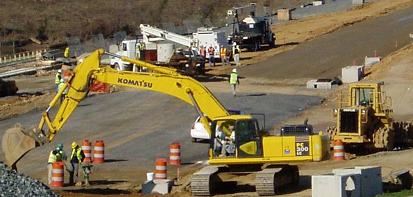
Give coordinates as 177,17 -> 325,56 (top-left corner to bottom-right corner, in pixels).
0,163 -> 58,197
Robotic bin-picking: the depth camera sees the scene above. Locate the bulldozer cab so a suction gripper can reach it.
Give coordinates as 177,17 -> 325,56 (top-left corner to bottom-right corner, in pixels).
347,82 -> 392,116
352,86 -> 374,107
211,116 -> 263,159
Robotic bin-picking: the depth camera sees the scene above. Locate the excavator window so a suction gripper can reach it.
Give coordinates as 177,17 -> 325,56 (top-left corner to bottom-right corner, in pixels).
211,119 -> 262,158
235,119 -> 262,158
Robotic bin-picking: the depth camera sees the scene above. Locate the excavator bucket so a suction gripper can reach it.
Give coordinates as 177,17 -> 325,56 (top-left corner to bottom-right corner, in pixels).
2,125 -> 36,168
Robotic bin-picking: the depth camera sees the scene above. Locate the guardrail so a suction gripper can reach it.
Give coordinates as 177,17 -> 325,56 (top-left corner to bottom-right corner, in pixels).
0,49 -> 46,67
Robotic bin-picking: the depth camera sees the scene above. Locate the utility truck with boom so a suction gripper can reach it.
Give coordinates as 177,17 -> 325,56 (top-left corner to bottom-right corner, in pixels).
2,49 -> 329,196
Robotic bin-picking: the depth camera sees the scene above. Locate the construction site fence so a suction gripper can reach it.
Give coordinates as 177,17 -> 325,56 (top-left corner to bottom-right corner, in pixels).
0,49 -> 46,67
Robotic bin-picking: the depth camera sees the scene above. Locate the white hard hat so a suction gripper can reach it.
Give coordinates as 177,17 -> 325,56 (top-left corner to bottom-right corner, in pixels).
60,79 -> 64,83
57,69 -> 62,73
232,68 -> 237,72
233,42 -> 237,46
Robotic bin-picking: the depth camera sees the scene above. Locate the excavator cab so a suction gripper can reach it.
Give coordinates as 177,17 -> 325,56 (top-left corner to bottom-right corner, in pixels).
211,116 -> 263,159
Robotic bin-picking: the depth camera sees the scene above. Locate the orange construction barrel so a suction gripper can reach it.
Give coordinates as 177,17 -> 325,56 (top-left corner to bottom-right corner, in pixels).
50,162 -> 64,187
333,140 -> 345,160
169,143 -> 181,166
154,158 -> 167,180
93,140 -> 105,164
81,139 -> 92,163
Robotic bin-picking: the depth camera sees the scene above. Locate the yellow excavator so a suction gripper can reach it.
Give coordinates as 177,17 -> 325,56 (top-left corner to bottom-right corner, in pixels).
2,49 -> 329,196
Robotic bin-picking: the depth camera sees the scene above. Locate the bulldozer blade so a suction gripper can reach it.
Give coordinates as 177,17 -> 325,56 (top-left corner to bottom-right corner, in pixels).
2,126 -> 36,168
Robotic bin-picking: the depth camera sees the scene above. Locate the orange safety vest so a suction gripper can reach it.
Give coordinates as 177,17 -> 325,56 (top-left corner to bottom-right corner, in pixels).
220,48 -> 226,57
208,47 -> 215,55
200,48 -> 206,57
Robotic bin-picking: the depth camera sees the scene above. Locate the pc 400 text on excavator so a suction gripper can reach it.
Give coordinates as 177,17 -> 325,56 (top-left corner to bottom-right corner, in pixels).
2,49 -> 329,196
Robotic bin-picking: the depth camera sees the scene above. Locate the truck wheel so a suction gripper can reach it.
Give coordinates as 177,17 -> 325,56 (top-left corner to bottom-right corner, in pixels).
253,41 -> 261,52
269,38 -> 276,48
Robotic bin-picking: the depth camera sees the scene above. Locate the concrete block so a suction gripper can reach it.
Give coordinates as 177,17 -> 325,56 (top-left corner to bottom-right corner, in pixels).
277,9 -> 291,21
307,79 -> 333,89
141,179 -> 173,195
333,166 -> 382,197
313,1 -> 324,6
312,173 -> 361,197
364,56 -> 381,67
342,66 -> 363,83
352,0 -> 365,5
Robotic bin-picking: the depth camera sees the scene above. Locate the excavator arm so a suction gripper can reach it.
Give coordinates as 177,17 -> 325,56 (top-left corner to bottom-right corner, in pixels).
3,49 -> 230,167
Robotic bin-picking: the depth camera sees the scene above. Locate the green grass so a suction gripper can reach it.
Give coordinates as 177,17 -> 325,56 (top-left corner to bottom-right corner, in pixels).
377,190 -> 413,197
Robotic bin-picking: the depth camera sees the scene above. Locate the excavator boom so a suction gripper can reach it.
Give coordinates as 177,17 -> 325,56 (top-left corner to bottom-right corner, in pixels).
2,49 -> 231,167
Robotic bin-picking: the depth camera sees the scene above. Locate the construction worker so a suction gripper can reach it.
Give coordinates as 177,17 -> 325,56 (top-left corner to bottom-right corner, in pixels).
227,125 -> 236,156
69,142 -> 85,185
54,69 -> 62,92
225,47 -> 231,66
137,41 -> 145,60
64,47 -> 70,58
220,45 -> 227,66
208,45 -> 215,67
229,68 -> 240,97
232,42 -> 241,66
58,79 -> 67,104
199,46 -> 206,74
47,144 -> 66,184
214,124 -> 225,156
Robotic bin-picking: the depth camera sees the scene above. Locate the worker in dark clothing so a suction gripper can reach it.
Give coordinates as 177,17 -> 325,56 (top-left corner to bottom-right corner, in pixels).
69,142 -> 84,185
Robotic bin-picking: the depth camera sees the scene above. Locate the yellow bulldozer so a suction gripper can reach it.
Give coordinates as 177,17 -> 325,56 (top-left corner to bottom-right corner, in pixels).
328,82 -> 398,151
2,49 -> 330,196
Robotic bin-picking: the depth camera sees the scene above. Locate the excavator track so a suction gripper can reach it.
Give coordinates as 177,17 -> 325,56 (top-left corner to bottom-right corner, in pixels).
191,166 -> 221,196
255,165 -> 299,196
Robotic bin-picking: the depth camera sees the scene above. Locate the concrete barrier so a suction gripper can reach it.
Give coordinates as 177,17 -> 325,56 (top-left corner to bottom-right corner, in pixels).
306,79 -> 333,89
342,66 -> 364,83
333,166 -> 382,196
365,56 -> 381,67
312,173 -> 361,197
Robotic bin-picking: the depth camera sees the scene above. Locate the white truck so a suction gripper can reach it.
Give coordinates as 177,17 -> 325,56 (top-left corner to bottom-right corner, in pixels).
193,27 -> 228,59
141,24 -> 228,60
109,39 -> 141,71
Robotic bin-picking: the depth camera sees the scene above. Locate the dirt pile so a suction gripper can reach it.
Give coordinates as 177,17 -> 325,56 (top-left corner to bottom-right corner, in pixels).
0,79 -> 18,97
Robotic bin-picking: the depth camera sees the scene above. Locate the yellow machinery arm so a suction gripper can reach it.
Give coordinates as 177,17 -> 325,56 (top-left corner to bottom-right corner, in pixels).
41,49 -> 229,142
3,49 -> 230,167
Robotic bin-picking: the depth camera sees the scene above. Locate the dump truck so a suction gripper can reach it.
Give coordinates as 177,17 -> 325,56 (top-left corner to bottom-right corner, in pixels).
2,49 -> 329,195
226,3 -> 276,51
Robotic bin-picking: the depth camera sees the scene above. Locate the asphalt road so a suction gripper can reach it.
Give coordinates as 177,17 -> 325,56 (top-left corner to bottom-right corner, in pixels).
241,5 -> 413,80
0,91 -> 321,181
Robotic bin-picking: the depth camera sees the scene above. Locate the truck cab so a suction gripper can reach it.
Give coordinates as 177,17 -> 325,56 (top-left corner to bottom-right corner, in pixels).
110,40 -> 139,71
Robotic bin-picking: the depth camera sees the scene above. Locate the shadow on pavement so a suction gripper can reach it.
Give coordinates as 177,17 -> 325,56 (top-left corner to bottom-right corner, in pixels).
104,159 -> 128,163
61,188 -> 130,195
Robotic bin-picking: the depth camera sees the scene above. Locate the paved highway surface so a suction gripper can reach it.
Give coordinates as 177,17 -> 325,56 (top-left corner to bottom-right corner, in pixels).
241,6 -> 413,80
0,91 -> 320,182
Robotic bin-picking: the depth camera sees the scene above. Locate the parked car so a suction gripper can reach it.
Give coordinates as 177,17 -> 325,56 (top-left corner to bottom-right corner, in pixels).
190,109 -> 242,142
